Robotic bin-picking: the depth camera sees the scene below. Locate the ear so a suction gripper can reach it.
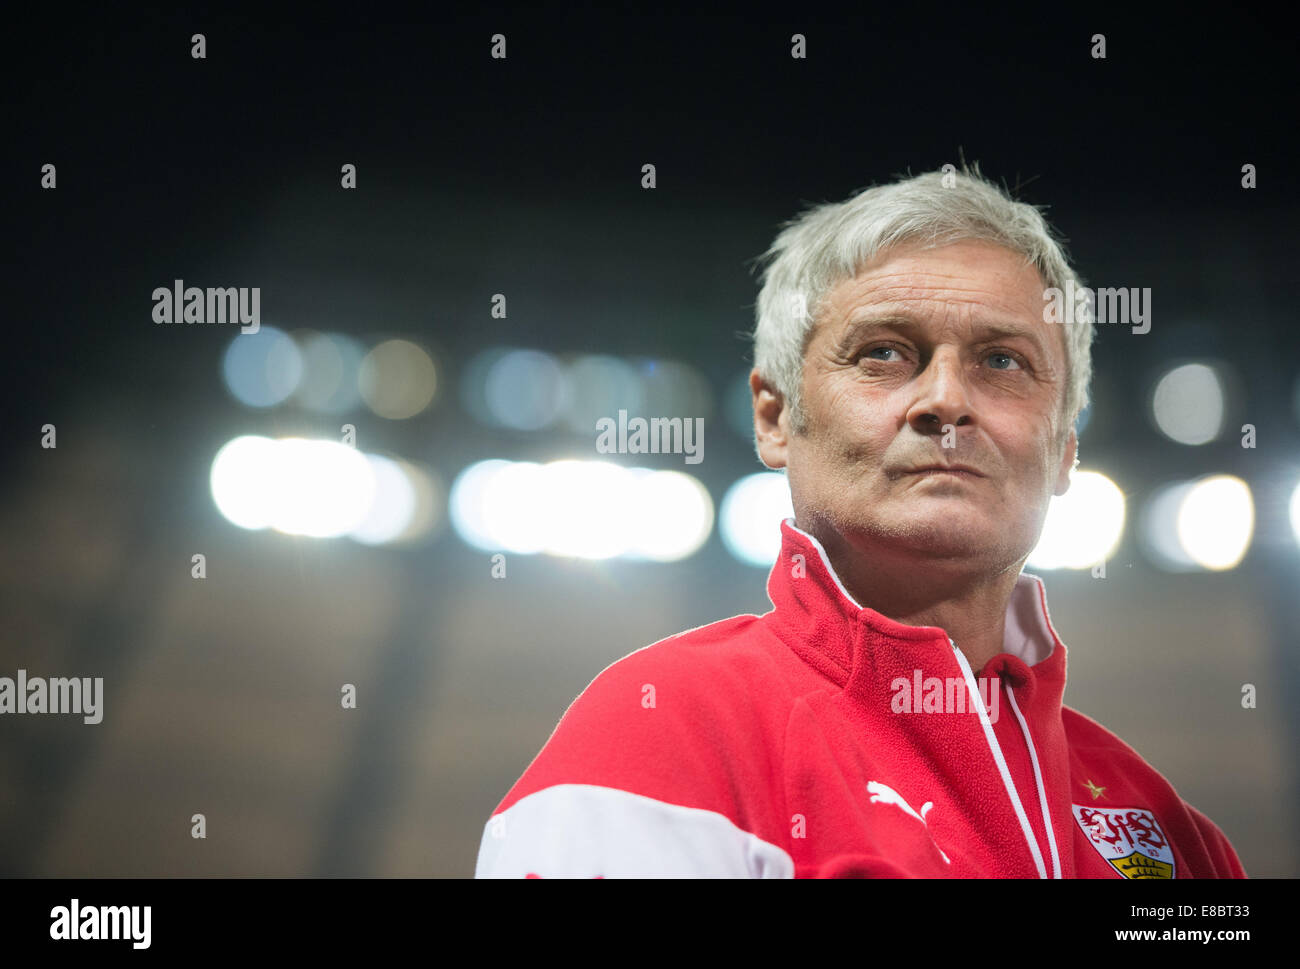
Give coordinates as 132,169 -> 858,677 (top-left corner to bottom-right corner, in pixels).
1053,426 -> 1077,497
751,367 -> 791,470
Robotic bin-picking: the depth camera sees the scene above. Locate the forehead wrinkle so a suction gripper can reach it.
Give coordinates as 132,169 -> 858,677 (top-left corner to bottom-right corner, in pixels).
830,253 -> 1047,316
832,310 -> 1051,358
814,250 -> 1058,363
842,278 -> 1041,318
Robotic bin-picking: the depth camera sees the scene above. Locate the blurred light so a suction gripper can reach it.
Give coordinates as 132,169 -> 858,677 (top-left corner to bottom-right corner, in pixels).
1177,475 -> 1254,570
483,349 -> 569,430
624,470 -> 714,561
637,358 -> 714,422
1290,478 -> 1300,549
563,355 -> 643,434
460,349 -> 509,426
292,331 -> 365,413
1142,475 -> 1255,571
349,454 -> 416,545
359,339 -> 438,419
210,436 -> 376,538
222,326 -> 303,407
264,438 -> 376,537
391,462 -> 443,545
720,472 -> 793,567
1141,480 -> 1197,571
450,460 -> 513,552
1025,470 -> 1126,570
210,435 -> 280,529
535,460 -> 636,558
448,458 -> 712,561
348,456 -> 443,546
1151,363 -> 1224,445
483,461 -> 550,553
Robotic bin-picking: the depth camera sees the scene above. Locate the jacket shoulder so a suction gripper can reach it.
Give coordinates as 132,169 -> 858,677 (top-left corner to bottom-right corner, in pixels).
1061,705 -> 1247,877
1061,704 -> 1192,790
1060,704 -> 1157,761
1181,802 -> 1248,877
475,612 -> 797,877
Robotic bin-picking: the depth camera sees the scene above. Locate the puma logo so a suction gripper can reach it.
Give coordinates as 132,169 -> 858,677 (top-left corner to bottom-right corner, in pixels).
867,780 -> 951,864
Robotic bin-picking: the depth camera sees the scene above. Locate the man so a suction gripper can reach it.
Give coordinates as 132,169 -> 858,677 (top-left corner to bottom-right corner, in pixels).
474,166 -> 1246,878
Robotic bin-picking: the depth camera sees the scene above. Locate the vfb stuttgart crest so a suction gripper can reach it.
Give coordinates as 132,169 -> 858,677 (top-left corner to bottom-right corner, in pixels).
1072,804 -> 1176,878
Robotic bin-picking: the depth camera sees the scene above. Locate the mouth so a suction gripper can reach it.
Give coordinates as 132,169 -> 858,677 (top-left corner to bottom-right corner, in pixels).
903,465 -> 985,478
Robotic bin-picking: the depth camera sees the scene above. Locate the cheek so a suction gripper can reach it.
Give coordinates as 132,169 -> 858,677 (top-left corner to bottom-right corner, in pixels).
815,381 -> 894,446
1020,433 -> 1064,495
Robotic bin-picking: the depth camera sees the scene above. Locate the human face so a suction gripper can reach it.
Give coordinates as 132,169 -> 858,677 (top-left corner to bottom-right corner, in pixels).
753,239 -> 1077,570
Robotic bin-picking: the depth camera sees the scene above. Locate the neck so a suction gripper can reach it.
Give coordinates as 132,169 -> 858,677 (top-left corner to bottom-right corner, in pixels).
806,522 -> 1023,675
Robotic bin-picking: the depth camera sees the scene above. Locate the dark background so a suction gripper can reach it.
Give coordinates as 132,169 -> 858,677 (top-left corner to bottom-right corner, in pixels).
3,7 -> 1297,876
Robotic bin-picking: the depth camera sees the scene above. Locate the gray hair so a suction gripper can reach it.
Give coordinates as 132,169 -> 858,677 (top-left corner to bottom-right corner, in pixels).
750,164 -> 1094,440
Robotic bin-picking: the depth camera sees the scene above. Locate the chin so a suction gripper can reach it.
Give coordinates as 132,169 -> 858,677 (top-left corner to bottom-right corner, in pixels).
864,518 -> 997,559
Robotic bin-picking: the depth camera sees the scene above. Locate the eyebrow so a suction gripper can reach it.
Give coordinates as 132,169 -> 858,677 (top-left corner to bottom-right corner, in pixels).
835,313 -> 1050,357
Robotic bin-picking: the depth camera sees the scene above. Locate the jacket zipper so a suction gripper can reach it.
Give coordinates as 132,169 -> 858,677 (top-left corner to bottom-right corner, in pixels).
949,637 -> 1061,878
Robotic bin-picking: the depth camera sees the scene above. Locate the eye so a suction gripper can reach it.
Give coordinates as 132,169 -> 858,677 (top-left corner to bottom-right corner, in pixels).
986,351 -> 1023,371
863,345 -> 903,362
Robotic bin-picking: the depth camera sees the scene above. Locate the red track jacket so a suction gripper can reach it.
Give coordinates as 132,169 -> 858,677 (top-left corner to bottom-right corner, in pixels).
476,520 -> 1247,878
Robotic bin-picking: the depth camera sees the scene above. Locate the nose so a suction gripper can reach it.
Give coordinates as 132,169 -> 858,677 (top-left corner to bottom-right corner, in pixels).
905,347 -> 974,437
